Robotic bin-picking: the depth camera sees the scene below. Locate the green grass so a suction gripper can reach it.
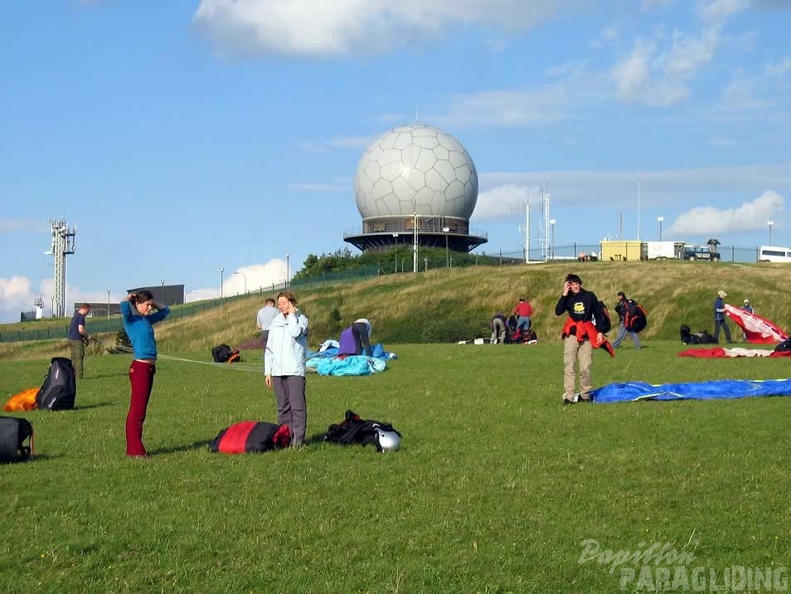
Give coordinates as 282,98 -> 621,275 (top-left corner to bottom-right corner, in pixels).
1,342 -> 789,593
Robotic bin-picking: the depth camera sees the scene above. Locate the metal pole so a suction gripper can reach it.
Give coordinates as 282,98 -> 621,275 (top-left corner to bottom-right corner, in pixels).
392,233 -> 398,274
220,267 -> 224,304
443,227 -> 450,268
286,253 -> 290,288
657,216 -> 664,242
412,213 -> 418,273
107,288 -> 111,318
768,220 -> 774,244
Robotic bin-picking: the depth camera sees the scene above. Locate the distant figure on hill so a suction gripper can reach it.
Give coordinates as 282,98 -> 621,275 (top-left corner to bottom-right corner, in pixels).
490,313 -> 507,344
713,290 -> 733,344
67,303 -> 91,379
512,297 -> 533,335
256,297 -> 278,348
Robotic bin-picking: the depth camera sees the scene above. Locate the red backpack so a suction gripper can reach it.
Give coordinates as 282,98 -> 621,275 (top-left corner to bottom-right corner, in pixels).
209,421 -> 291,454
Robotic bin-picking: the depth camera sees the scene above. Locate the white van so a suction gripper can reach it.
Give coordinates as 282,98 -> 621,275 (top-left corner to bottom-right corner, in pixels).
758,246 -> 791,263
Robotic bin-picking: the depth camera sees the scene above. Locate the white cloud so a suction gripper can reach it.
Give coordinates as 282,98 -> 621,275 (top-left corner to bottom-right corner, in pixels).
613,38 -> 655,101
0,219 -> 50,233
765,57 -> 791,79
432,85 -> 575,129
612,26 -> 720,106
699,0 -> 750,23
222,260 -> 288,297
193,0 -> 589,58
472,184 -> 533,220
668,190 -> 784,235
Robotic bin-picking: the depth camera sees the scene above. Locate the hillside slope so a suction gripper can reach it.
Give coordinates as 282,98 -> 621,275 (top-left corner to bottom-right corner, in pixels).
2,260 -> 787,359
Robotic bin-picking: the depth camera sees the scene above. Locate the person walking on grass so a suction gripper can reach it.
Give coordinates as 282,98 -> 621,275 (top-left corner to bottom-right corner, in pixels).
554,273 -> 614,405
265,291 -> 309,447
121,290 -> 170,458
713,290 -> 733,344
67,303 -> 91,379
611,292 -> 642,350
256,297 -> 278,349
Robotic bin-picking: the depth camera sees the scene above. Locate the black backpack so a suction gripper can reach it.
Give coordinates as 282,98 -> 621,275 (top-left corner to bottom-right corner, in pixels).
324,410 -> 400,449
626,301 -> 648,333
594,301 -> 612,334
36,357 -> 76,411
211,344 -> 232,363
0,416 -> 34,463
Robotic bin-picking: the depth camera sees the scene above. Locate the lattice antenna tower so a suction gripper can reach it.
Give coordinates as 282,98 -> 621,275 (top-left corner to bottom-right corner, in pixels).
46,218 -> 76,317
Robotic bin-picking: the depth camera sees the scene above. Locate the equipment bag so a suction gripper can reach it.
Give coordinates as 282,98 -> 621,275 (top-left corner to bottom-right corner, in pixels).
324,410 -> 401,450
211,344 -> 233,363
0,416 -> 34,463
36,357 -> 77,411
594,301 -> 612,334
209,421 -> 291,454
626,302 -> 648,333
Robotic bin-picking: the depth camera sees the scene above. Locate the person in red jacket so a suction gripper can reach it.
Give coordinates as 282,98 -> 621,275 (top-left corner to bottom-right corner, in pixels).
512,297 -> 534,335
554,273 -> 613,404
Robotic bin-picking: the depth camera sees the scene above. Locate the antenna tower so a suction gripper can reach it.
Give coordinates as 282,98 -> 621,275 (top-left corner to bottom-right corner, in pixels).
47,219 -> 76,317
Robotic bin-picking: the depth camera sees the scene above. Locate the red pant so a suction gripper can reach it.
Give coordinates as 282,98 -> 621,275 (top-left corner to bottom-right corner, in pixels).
126,360 -> 156,456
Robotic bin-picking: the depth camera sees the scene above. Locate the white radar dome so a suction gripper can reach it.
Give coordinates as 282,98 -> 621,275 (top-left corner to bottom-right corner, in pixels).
354,124 -> 479,220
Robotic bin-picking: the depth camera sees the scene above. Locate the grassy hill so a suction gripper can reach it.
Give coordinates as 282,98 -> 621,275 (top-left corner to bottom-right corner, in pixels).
2,260 -> 788,360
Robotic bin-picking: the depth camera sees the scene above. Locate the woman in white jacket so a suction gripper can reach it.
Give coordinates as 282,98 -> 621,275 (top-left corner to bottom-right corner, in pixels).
264,291 -> 309,446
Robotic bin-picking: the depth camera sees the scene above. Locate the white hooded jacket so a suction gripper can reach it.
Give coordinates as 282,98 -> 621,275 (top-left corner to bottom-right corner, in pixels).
264,311 -> 309,377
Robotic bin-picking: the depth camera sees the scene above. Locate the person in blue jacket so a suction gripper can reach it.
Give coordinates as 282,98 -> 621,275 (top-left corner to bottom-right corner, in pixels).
121,290 -> 170,457
265,291 -> 309,447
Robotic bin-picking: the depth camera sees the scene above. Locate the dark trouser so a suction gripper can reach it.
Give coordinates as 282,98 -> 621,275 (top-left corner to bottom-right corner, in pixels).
261,330 -> 270,350
713,319 -> 732,343
273,375 -> 307,446
126,360 -> 156,456
351,322 -> 371,356
69,339 -> 85,378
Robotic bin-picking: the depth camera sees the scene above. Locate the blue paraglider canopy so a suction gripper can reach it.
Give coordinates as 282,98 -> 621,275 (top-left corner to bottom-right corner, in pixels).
591,378 -> 791,404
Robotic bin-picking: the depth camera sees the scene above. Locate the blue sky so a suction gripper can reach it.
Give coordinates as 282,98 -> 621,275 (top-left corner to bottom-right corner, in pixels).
1,0 -> 789,322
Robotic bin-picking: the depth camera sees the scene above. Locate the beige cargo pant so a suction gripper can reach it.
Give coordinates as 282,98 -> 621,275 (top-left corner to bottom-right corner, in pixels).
563,337 -> 592,401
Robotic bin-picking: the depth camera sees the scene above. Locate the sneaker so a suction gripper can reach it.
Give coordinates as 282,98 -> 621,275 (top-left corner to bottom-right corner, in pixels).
563,394 -> 576,405
563,398 -> 574,405
578,393 -> 592,403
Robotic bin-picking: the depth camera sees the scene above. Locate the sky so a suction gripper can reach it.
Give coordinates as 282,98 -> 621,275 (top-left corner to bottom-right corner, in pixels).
1,0 -> 789,322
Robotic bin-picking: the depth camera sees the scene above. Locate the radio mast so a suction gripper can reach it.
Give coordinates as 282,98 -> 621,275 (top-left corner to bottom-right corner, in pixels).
46,219 -> 76,317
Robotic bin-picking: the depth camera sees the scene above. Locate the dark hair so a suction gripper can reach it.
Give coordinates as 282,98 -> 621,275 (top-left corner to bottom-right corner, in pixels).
265,298 -> 276,305
130,290 -> 154,304
276,291 -> 297,306
617,292 -> 626,299
565,274 -> 582,284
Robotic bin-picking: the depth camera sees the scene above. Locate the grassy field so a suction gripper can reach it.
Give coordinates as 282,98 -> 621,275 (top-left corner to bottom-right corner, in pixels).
1,340 -> 789,593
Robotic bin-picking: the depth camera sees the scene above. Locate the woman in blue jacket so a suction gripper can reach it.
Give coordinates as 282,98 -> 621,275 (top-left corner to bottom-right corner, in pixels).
265,291 -> 309,447
121,290 -> 170,457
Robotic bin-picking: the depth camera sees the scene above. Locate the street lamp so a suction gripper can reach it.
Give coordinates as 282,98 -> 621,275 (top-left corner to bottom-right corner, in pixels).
768,220 -> 775,244
220,267 -> 224,302
442,227 -> 450,268
285,253 -> 290,289
234,271 -> 247,294
549,219 -> 556,260
107,287 -> 111,318
392,233 -> 398,274
657,216 -> 664,242
160,279 -> 165,305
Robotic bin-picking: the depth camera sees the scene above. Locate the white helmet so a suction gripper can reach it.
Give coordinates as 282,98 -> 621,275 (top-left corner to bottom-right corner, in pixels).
373,425 -> 401,452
